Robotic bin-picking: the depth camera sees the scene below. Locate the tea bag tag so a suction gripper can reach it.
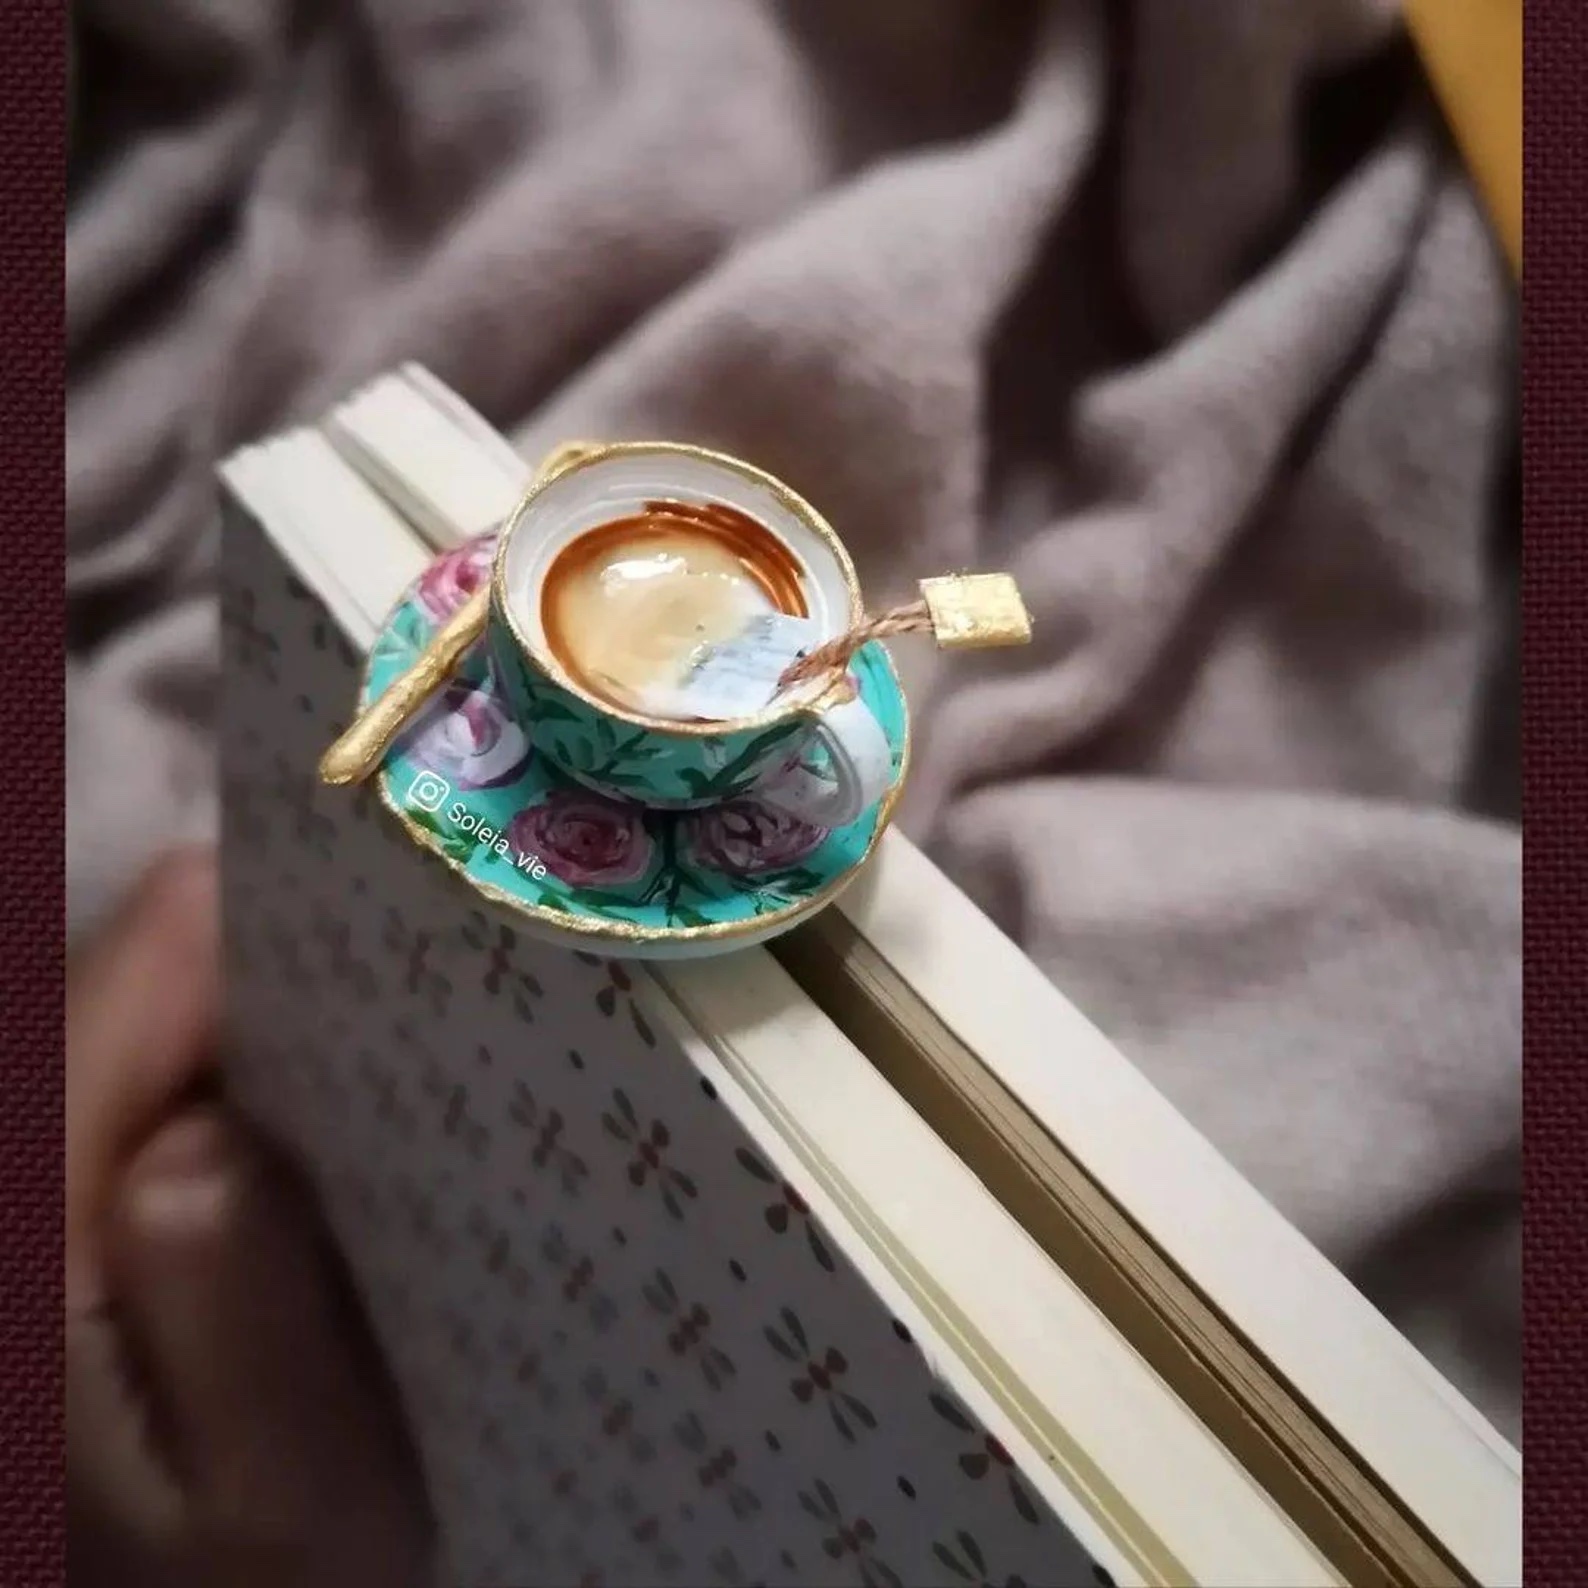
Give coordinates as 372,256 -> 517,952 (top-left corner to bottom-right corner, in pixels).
663,612 -> 825,720
776,573 -> 1032,692
917,573 -> 1032,649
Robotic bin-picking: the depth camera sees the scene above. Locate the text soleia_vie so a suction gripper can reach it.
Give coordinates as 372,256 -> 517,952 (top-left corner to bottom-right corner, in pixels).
449,802 -> 547,879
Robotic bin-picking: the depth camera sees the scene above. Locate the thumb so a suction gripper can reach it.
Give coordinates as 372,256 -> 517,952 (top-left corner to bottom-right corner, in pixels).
67,848 -> 219,1310
106,1109 -> 434,1587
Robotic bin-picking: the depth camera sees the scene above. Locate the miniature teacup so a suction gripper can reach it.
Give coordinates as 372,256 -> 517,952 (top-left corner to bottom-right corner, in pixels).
488,443 -> 894,826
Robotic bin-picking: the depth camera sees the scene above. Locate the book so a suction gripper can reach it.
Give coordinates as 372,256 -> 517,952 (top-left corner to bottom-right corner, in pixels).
218,368 -> 1521,1588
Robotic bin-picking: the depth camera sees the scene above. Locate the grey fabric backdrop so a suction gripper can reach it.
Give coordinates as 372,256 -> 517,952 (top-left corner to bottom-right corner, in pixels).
67,0 -> 1520,1440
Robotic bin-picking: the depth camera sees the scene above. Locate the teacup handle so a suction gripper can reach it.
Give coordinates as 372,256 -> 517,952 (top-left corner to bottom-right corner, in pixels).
753,695 -> 894,829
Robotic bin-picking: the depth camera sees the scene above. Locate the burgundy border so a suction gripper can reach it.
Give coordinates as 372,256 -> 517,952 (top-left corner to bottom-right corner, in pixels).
1524,4 -> 1585,1585
8,2 -> 65,1584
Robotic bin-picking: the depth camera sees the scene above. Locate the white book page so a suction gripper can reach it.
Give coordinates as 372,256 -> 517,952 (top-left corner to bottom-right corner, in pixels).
323,367 -> 529,548
830,837 -> 1523,1586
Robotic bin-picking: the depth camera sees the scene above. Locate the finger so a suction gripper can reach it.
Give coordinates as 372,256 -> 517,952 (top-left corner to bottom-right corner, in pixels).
66,848 -> 219,1307
107,1109 -> 434,1582
66,1297 -> 188,1588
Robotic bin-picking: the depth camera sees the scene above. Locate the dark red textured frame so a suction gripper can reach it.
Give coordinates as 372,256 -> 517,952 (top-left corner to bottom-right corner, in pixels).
5,2 -> 65,1585
1525,4 -> 1585,1586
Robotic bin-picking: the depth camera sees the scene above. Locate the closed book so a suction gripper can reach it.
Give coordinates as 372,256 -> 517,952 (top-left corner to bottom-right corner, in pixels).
217,367 -> 1520,1588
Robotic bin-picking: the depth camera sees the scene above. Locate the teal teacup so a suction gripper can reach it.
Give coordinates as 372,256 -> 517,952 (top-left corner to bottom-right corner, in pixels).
488,443 -> 894,826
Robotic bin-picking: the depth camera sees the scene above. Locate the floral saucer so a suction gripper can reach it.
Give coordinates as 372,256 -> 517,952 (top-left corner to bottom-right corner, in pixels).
365,538 -> 910,959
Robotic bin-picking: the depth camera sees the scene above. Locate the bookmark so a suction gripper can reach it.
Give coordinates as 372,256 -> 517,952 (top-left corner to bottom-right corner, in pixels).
673,573 -> 1032,720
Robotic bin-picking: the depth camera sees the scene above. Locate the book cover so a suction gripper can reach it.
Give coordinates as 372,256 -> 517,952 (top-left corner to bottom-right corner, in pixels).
219,449 -> 1127,1588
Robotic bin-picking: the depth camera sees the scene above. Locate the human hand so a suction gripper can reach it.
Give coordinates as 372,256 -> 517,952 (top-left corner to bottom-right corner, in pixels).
66,850 -> 434,1587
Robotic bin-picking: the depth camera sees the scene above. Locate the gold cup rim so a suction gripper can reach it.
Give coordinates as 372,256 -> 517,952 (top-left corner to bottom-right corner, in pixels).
489,440 -> 866,738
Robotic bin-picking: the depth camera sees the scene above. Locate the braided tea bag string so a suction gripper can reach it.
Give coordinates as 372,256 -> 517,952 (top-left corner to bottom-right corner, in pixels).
777,599 -> 935,690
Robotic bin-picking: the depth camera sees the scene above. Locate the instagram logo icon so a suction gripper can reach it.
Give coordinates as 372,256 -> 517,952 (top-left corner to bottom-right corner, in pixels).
407,770 -> 452,813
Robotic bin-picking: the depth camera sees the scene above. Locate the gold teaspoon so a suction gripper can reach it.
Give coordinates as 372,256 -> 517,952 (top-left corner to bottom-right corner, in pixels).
317,587 -> 491,786
316,440 -> 606,788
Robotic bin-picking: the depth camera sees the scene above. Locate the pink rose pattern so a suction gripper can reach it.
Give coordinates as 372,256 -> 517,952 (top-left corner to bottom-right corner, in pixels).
407,680 -> 531,790
508,789 -> 655,890
679,799 -> 826,878
416,536 -> 494,622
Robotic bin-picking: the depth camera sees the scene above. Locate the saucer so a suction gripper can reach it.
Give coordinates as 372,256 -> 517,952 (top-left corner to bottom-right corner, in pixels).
363,536 -> 910,959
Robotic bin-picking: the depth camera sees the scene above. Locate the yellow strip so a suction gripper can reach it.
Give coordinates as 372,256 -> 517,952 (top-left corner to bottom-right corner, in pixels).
1405,0 -> 1522,277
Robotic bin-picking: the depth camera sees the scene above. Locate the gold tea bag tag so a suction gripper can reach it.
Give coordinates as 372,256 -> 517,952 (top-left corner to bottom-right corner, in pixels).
917,573 -> 1032,650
